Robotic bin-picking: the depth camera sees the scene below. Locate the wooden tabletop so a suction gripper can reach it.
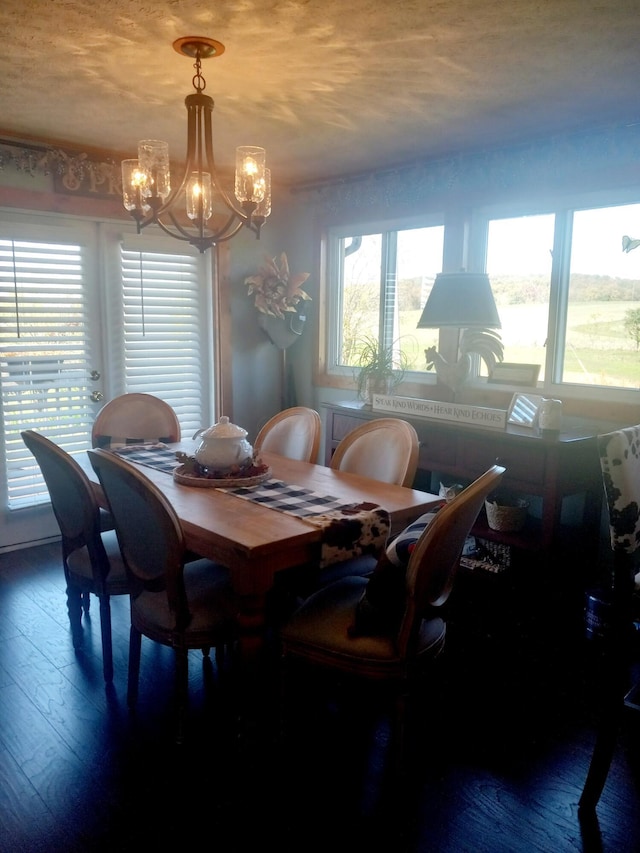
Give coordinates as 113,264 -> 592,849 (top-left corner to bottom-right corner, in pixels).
85,442 -> 441,596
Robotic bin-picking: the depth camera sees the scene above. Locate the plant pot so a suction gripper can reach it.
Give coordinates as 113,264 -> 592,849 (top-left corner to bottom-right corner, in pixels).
363,373 -> 395,405
257,312 -> 306,349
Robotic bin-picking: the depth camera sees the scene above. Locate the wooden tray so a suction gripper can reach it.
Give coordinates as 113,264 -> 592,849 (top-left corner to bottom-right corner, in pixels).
173,464 -> 272,488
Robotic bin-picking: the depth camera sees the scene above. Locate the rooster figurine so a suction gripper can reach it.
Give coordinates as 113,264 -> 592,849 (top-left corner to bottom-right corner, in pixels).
425,328 -> 504,394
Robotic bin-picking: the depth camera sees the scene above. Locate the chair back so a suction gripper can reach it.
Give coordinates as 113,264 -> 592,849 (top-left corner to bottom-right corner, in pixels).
330,417 -> 419,486
21,430 -> 107,571
91,393 -> 181,448
254,406 -> 321,462
397,464 -> 505,654
598,425 -> 640,556
88,448 -> 188,624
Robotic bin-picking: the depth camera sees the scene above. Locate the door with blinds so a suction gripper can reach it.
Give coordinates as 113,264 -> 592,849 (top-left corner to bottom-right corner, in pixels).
0,215 -> 213,550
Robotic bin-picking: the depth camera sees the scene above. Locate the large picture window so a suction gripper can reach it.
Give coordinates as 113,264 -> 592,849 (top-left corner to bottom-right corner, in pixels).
324,195 -> 640,399
485,213 -> 555,382
484,201 -> 640,391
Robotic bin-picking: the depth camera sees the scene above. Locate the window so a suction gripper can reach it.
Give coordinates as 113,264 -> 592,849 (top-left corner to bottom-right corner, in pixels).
326,221 -> 445,376
484,201 -> 640,391
563,204 -> 640,388
325,196 -> 640,398
485,214 -> 555,382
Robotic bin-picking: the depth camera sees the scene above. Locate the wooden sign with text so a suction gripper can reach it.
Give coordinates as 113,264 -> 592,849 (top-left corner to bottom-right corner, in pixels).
371,395 -> 507,429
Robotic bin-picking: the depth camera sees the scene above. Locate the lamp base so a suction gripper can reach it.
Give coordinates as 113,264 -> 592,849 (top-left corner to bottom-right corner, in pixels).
424,346 -> 472,395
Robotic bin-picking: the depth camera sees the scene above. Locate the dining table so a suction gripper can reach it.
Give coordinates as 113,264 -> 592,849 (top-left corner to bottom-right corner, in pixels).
84,440 -> 443,663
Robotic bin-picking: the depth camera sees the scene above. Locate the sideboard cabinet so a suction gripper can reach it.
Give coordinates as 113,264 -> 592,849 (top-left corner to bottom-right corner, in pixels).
323,401 -> 623,565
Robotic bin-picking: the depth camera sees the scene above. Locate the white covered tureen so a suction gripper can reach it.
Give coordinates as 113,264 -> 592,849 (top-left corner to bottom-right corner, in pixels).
192,416 -> 253,472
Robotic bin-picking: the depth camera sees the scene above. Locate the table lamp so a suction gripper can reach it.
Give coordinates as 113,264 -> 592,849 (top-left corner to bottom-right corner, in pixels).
417,272 -> 503,394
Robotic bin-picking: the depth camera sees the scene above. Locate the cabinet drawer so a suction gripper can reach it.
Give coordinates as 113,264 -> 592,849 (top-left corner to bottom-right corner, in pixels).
331,413 -> 367,442
418,431 -> 457,468
459,437 -> 546,486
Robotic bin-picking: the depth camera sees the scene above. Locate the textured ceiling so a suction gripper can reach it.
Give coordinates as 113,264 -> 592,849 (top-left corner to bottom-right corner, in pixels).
2,0 -> 640,188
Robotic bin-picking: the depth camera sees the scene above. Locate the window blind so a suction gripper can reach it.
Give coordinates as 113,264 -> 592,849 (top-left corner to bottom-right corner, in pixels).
0,238 -> 95,509
118,246 -> 207,438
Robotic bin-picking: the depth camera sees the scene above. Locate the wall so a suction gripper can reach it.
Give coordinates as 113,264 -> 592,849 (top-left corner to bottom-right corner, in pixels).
226,181 -> 317,441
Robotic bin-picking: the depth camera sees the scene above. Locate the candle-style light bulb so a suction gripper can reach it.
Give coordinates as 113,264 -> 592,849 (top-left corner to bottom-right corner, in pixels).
186,172 -> 213,221
235,146 -> 266,203
254,169 -> 271,219
121,159 -> 150,212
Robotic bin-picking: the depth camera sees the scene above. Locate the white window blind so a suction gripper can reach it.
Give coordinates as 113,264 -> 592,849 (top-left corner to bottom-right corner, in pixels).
0,238 -> 95,509
116,245 -> 209,438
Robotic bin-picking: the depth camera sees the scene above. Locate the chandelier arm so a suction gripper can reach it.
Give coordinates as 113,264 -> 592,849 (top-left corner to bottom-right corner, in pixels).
162,93 -> 249,230
166,208 -> 242,245
201,106 -> 251,223
138,94 -> 207,225
209,211 -> 245,240
244,217 -> 264,238
154,219 -> 195,244
131,161 -> 193,230
207,218 -> 247,244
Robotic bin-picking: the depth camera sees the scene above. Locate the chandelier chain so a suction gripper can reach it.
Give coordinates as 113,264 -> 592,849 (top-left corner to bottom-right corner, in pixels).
192,54 -> 206,94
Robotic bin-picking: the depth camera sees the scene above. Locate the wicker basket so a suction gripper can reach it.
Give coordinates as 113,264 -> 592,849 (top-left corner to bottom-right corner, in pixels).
485,497 -> 529,532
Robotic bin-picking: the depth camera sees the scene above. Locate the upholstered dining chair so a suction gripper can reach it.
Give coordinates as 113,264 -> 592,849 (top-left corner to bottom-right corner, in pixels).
329,417 -> 420,487
88,447 -> 238,744
21,430 -> 129,683
254,406 -> 322,463
91,392 -> 181,448
579,425 -> 640,812
278,464 -> 505,760
281,417 -> 421,600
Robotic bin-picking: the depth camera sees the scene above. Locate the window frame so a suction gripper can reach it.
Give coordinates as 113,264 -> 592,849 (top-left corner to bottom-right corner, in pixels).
471,186 -> 640,404
321,213 -> 447,392
320,185 -> 640,404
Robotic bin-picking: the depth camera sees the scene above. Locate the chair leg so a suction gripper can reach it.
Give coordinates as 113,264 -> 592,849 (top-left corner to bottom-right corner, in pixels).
579,647 -> 627,811
66,583 -> 84,649
82,590 -> 91,613
580,573 -> 634,811
127,625 -> 142,709
174,647 -> 189,745
98,595 -> 114,683
215,644 -> 224,670
579,701 -> 622,811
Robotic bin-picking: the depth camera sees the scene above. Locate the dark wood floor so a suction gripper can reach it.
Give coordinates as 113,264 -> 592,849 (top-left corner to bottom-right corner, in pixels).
1,541 -> 639,853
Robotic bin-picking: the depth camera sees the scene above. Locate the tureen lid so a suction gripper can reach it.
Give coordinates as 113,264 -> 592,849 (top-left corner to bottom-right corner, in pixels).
200,415 -> 248,440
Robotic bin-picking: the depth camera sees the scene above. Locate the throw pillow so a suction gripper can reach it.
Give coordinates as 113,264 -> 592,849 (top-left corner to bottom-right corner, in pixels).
348,506 -> 443,637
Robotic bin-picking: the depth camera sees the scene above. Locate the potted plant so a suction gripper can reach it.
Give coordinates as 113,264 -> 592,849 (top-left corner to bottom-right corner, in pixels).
355,335 -> 409,404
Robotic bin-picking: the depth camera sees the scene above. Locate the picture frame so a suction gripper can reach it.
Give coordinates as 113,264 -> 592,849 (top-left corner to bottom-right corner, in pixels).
488,362 -> 541,387
507,393 -> 544,428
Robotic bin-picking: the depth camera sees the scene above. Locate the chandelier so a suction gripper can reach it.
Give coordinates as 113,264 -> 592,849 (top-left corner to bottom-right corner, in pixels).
121,36 -> 270,254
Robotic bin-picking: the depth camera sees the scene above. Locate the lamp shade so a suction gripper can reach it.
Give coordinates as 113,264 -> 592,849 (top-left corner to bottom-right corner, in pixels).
417,272 -> 501,329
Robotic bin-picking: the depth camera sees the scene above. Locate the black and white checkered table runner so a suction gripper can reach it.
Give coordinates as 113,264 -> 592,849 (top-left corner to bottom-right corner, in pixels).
225,479 -> 356,517
112,444 -> 356,515
113,443 -> 180,474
